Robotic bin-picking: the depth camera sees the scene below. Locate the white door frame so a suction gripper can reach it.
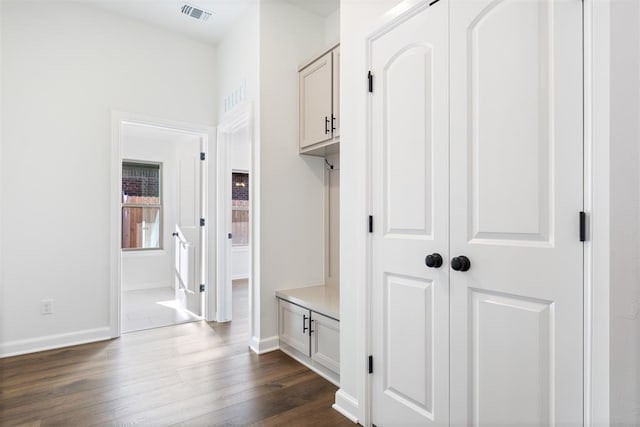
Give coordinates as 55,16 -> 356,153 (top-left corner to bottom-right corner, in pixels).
216,102 -> 253,323
583,1 -> 611,424
358,0 -> 612,425
110,111 -> 217,337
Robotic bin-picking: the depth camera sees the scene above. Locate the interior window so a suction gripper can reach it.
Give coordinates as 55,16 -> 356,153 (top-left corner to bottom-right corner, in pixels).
121,161 -> 162,250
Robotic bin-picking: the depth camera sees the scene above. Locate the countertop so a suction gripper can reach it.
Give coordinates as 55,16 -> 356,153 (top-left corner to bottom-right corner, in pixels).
276,285 -> 339,320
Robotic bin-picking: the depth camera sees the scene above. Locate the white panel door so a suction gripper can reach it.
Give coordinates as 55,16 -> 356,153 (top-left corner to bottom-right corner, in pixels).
174,139 -> 204,317
299,52 -> 333,149
174,224 -> 193,292
449,0 -> 583,425
369,1 -> 449,425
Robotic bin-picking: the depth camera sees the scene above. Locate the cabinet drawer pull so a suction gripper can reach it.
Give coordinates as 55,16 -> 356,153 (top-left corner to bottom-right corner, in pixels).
303,314 -> 309,333
325,116 -> 330,134
310,319 -> 315,335
331,114 -> 336,132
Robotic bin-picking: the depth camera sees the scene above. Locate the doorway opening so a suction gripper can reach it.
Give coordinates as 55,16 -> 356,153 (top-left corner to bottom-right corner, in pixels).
110,113 -> 215,337
230,171 -> 250,325
216,103 -> 252,342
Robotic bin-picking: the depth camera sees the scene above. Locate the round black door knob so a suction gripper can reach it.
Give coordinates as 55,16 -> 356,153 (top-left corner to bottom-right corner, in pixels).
451,256 -> 471,272
425,253 -> 443,268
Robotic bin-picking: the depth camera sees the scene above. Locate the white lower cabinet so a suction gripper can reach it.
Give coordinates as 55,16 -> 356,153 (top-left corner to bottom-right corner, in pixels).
310,311 -> 340,374
277,298 -> 340,385
278,298 -> 309,355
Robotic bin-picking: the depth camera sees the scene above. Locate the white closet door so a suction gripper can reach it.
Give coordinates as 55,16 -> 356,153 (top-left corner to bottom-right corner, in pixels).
449,1 -> 583,425
369,1 -> 449,425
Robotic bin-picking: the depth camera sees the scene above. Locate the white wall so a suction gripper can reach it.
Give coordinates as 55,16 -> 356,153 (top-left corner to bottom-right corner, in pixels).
610,0 -> 640,424
230,123 -> 251,172
325,8 -> 340,45
0,0 -> 217,357
254,0 -> 327,350
232,247 -> 250,280
217,5 -> 259,323
122,134 -> 175,291
217,4 -> 260,122
338,0 -> 402,422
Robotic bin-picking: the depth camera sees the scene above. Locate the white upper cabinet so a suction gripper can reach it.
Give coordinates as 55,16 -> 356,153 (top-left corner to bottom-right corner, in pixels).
331,46 -> 340,140
299,44 -> 340,154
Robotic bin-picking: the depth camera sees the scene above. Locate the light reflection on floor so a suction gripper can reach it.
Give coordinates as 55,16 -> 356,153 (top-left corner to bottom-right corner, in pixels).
122,287 -> 200,333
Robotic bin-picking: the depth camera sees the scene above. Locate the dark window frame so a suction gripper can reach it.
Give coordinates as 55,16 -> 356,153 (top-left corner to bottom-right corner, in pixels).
121,160 -> 163,251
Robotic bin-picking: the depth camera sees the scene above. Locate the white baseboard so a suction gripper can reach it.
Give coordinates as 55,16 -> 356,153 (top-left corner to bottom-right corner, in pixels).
279,343 -> 339,386
333,389 -> 360,424
123,282 -> 171,291
0,327 -> 112,358
249,335 -> 279,354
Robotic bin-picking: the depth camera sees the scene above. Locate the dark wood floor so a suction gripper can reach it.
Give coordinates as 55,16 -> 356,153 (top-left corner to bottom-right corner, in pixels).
0,281 -> 354,426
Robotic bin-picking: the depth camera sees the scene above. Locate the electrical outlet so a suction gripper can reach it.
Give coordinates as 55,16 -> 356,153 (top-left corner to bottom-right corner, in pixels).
41,299 -> 54,315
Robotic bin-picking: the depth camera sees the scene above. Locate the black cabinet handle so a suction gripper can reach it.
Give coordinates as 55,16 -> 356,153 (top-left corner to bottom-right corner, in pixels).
331,114 -> 336,132
310,319 -> 315,335
325,116 -> 330,134
303,314 -> 308,333
451,256 -> 471,272
425,253 -> 443,268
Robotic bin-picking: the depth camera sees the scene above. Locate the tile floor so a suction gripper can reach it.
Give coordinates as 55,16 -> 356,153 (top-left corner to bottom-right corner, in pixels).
122,287 -> 200,333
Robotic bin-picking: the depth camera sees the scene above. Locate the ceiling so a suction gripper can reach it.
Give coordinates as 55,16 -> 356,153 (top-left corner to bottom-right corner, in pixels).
81,0 -> 339,46
81,0 -> 254,45
285,0 -> 339,17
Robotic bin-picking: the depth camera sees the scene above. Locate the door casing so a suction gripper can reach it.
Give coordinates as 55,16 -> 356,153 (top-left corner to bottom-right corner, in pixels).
110,111 -> 217,337
215,102 -> 253,324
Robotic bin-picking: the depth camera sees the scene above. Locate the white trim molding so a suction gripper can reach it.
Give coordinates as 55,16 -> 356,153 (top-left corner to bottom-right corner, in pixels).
584,0 -> 611,425
333,389 -> 360,424
0,327 -> 111,358
216,102 -> 253,324
249,335 -> 279,355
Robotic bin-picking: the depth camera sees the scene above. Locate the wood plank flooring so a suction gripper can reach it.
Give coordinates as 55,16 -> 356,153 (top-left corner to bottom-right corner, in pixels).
0,281 -> 354,426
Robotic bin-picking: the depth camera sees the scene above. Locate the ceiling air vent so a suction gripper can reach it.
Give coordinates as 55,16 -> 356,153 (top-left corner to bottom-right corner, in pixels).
181,3 -> 213,22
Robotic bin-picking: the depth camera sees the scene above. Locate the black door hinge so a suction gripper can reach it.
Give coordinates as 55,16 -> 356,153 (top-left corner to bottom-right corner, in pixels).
200,152 -> 206,161
368,355 -> 373,374
580,211 -> 587,242
368,215 -> 374,233
368,71 -> 373,93
200,284 -> 205,292
200,218 -> 205,227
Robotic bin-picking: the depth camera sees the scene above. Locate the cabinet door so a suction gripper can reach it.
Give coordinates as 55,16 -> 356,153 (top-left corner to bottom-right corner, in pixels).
331,46 -> 340,139
299,51 -> 333,149
310,312 -> 340,374
278,300 -> 310,355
